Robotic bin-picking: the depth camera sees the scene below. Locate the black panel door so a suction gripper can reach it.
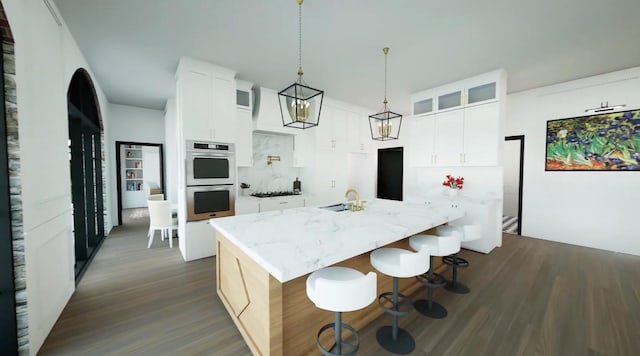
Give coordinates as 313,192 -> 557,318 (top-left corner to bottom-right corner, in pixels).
377,147 -> 403,201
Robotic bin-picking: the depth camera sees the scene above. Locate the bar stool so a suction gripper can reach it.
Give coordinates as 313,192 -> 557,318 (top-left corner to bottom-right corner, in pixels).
306,267 -> 377,355
370,247 -> 429,354
409,234 -> 461,319
438,224 -> 482,294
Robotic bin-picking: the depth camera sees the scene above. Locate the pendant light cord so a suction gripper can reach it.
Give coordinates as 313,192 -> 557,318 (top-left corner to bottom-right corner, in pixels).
384,50 -> 387,106
297,1 -> 303,82
383,47 -> 389,111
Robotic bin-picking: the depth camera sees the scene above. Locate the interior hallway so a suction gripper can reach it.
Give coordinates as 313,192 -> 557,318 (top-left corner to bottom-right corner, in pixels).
40,218 -> 640,355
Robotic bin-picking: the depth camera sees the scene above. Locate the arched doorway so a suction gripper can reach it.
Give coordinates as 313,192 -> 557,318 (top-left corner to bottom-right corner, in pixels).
67,69 -> 105,280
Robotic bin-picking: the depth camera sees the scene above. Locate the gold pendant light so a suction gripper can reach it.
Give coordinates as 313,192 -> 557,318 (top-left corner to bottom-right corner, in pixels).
278,0 -> 324,129
369,47 -> 402,140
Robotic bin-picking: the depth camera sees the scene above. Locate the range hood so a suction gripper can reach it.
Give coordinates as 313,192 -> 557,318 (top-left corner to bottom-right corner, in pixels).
252,87 -> 299,135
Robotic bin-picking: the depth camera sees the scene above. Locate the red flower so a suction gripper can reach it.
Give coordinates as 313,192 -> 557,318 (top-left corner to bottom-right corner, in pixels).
442,175 -> 464,190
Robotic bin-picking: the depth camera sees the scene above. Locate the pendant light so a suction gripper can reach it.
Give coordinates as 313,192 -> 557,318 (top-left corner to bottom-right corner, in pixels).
278,0 -> 324,129
369,47 -> 402,140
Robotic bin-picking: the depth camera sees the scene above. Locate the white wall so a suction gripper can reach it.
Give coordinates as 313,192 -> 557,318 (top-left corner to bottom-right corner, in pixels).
163,98 -> 178,204
506,67 -> 640,256
108,103 -> 164,224
3,0 -> 112,353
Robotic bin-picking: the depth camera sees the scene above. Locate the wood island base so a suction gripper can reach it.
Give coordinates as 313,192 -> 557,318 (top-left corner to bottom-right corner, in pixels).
216,230 -> 445,356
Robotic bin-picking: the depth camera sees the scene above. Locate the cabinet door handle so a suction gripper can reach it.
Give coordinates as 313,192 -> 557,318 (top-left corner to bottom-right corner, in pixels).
360,143 -> 364,151
279,201 -> 288,204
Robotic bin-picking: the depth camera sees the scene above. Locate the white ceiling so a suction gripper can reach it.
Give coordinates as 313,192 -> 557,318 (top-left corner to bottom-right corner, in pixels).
53,0 -> 640,114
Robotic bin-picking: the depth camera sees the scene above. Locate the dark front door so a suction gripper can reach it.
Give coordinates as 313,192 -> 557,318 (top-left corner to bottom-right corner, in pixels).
377,147 -> 403,201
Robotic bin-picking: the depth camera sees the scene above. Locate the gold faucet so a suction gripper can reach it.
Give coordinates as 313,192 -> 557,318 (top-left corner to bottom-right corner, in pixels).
345,189 -> 365,211
267,155 -> 281,165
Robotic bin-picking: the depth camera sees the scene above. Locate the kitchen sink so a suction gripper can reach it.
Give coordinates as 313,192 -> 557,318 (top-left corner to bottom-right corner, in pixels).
319,203 -> 351,212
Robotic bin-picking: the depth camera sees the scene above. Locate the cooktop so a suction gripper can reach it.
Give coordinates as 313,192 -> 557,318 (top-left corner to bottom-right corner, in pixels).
250,191 -> 301,198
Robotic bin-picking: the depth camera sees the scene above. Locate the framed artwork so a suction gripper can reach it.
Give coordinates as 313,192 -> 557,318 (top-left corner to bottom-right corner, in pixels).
545,108 -> 640,171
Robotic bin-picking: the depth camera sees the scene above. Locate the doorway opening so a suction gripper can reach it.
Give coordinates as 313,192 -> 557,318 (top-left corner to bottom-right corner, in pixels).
115,141 -> 165,226
503,135 -> 524,235
377,147 -> 403,201
68,69 -> 106,281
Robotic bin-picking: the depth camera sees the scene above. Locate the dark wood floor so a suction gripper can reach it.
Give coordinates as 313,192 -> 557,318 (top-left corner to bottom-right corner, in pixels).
40,213 -> 640,355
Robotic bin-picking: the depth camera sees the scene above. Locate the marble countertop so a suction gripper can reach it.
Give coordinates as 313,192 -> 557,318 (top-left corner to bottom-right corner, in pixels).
210,199 -> 464,283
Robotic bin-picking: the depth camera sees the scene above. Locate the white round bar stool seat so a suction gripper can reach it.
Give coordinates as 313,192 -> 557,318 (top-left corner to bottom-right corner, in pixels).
438,223 -> 482,294
409,234 -> 461,319
306,267 -> 376,355
369,248 -> 429,355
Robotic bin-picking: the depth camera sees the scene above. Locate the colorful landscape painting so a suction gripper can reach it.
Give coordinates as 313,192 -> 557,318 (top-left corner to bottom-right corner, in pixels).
545,109 -> 640,171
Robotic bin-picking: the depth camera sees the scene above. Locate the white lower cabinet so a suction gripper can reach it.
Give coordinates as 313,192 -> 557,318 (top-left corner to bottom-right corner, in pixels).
185,220 -> 216,260
259,197 -> 305,212
235,199 -> 259,214
235,197 -> 305,214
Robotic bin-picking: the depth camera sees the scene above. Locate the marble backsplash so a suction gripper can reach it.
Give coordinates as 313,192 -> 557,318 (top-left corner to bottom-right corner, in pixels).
238,133 -> 301,193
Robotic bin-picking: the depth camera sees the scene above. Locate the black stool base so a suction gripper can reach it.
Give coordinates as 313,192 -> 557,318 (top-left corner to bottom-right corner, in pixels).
414,299 -> 448,319
376,325 -> 415,355
445,280 -> 470,294
317,321 -> 359,356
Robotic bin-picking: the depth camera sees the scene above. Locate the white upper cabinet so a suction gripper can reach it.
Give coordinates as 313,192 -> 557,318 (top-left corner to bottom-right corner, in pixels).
408,69 -> 506,167
411,69 -> 505,115
235,108 -> 253,167
347,110 -> 372,154
235,80 -> 254,167
316,103 -> 347,152
408,114 -> 436,167
434,109 -> 464,166
437,85 -> 464,112
236,80 -> 253,111
462,102 -> 500,166
177,57 -> 237,144
211,76 -> 236,142
463,71 -> 502,107
180,70 -> 214,142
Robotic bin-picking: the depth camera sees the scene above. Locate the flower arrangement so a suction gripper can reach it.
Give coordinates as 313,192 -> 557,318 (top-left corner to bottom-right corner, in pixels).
442,175 -> 464,190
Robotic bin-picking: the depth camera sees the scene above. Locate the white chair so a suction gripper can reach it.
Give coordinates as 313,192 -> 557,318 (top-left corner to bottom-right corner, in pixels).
437,223 -> 482,294
409,233 -> 461,319
147,200 -> 177,248
306,267 -> 377,355
369,247 -> 429,355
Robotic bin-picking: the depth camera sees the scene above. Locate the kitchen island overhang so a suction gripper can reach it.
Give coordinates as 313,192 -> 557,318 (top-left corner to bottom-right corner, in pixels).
210,199 -> 464,355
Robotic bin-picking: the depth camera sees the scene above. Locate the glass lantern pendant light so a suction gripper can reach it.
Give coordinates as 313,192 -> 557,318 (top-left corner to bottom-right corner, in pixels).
278,0 -> 324,129
369,47 -> 402,140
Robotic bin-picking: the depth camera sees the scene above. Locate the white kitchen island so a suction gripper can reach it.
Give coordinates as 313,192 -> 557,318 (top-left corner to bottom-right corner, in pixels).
209,199 -> 464,356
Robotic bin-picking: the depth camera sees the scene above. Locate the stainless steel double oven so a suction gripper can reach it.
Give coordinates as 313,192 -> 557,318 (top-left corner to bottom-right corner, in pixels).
185,140 -> 235,221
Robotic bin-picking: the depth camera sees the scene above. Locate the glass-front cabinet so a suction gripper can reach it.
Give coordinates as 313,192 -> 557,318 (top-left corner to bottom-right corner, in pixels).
411,70 -> 504,115
437,90 -> 463,111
